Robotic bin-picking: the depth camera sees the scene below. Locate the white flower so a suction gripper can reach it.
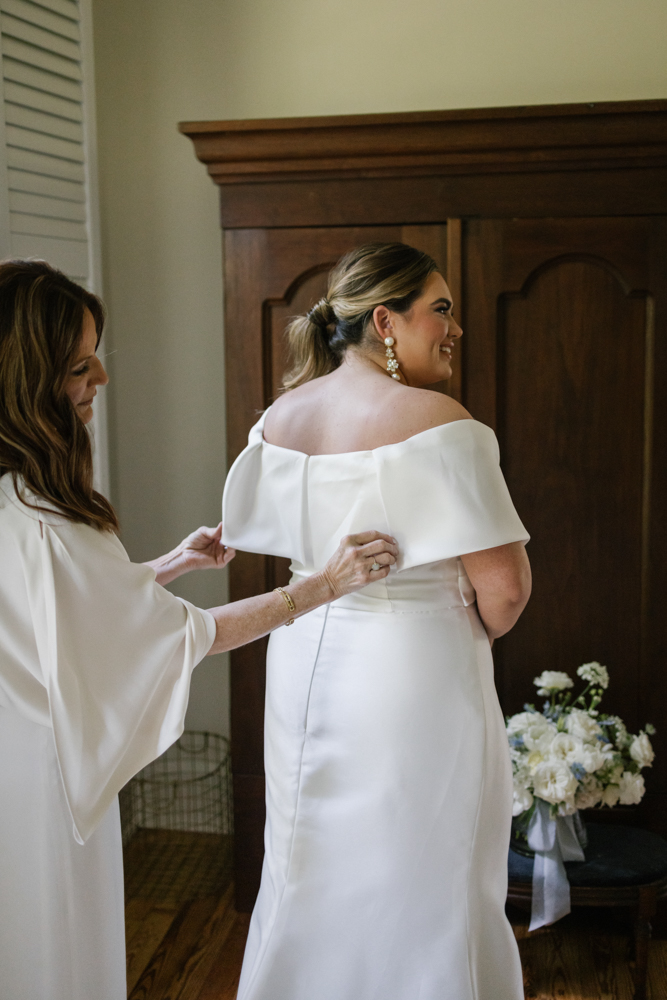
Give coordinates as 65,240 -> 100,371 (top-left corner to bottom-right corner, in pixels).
512,784 -> 534,817
601,784 -> 621,807
511,762 -> 534,816
533,671 -> 574,696
513,762 -> 532,786
507,711 -> 539,735
526,750 -> 546,774
507,712 -> 558,754
604,716 -> 630,749
565,709 -> 602,743
630,733 -> 655,768
533,760 -> 578,806
577,661 -> 610,689
548,732 -> 582,762
524,720 -> 559,754
558,800 -> 578,817
606,763 -> 624,785
571,739 -> 613,774
545,732 -> 610,774
618,771 -> 646,806
575,775 -> 604,809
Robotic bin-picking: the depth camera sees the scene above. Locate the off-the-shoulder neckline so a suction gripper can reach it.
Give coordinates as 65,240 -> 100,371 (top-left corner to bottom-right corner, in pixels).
258,409 -> 490,459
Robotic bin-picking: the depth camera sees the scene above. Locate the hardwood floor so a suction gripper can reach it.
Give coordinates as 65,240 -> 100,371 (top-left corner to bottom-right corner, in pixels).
125,895 -> 667,1000
124,833 -> 667,999
123,828 -> 245,1000
510,906 -> 667,999
125,885 -> 249,1000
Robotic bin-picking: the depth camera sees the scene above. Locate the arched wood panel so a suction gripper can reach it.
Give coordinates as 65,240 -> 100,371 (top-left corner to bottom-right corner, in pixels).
464,217 -> 667,828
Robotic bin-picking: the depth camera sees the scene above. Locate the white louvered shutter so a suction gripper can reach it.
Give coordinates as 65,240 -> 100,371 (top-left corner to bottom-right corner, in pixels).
0,0 -> 109,494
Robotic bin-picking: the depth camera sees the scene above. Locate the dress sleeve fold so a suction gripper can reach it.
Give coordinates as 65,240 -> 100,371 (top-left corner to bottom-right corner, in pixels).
22,518 -> 216,844
222,411 -> 308,563
375,420 -> 529,572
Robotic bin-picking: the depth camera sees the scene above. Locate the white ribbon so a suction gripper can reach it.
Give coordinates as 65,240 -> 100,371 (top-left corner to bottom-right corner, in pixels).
526,799 -> 586,931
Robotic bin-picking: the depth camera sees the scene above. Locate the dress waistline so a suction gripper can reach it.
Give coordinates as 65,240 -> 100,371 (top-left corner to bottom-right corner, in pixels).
289,568 -> 471,615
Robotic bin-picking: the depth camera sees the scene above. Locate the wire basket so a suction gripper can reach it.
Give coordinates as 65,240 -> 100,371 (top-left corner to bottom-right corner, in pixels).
120,731 -> 234,904
120,731 -> 233,838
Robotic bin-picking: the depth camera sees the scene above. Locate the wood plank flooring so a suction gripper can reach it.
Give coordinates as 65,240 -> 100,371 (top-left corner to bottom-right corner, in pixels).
510,906 -> 667,999
126,894 -> 667,999
125,885 -> 249,1000
124,833 -> 667,999
124,828 -> 244,1000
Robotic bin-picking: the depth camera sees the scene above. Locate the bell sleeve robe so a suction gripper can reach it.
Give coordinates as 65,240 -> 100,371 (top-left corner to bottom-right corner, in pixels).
0,475 -> 217,1000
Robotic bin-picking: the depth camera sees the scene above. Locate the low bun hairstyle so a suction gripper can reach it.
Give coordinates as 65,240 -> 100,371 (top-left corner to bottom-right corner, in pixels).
282,242 -> 438,391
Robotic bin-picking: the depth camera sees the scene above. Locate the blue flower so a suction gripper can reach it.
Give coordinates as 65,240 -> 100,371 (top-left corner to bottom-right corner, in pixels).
570,763 -> 587,781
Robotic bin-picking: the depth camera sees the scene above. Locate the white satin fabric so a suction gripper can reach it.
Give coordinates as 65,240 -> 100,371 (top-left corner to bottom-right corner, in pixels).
222,412 -> 529,1000
527,800 -> 586,931
0,475 -> 216,1000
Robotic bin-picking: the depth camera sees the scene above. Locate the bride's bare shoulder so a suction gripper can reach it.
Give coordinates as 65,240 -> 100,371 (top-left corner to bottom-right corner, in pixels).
386,386 -> 473,438
263,379 -> 473,453
263,381 -> 324,438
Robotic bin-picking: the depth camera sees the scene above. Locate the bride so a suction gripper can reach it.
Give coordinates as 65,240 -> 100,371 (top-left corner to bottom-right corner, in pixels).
222,242 -> 532,1000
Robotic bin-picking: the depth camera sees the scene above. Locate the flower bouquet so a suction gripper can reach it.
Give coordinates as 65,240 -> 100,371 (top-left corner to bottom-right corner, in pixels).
507,662 -> 655,849
506,662 -> 655,930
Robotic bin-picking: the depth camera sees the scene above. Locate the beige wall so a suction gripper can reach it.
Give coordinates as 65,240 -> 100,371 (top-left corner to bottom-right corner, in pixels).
92,0 -> 666,735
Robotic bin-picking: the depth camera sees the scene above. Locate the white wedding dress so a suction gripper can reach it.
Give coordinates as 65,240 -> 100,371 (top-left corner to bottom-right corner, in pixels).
222,412 -> 529,1000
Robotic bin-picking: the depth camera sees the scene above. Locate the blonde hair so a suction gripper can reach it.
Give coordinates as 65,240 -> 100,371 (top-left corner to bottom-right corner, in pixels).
283,242 -> 438,390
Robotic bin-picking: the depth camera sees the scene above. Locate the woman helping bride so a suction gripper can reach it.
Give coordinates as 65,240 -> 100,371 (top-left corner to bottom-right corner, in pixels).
222,242 -> 532,1000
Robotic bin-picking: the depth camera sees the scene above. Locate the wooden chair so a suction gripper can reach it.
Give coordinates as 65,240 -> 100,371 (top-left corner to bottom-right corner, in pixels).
508,823 -> 667,999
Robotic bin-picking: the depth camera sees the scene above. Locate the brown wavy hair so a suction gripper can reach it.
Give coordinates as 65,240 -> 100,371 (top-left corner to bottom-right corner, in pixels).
0,259 -> 118,531
283,242 -> 438,390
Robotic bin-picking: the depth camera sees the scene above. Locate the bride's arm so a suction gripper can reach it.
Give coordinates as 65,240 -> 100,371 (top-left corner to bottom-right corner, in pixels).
206,530 -> 398,655
461,542 -> 531,641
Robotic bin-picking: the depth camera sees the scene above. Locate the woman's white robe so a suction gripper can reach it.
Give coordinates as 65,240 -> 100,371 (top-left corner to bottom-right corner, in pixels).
0,475 -> 216,1000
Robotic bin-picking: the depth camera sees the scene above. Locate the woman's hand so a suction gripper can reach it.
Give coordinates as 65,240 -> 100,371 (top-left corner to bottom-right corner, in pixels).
145,522 -> 236,586
205,530 -> 399,655
177,523 -> 236,573
320,530 -> 398,599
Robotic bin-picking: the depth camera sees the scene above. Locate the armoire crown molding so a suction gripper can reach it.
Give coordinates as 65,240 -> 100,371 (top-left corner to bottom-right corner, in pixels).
180,100 -> 667,227
179,100 -> 667,184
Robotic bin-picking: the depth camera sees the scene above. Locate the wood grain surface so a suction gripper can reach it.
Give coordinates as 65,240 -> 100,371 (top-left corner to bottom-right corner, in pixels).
125,884 -> 247,1000
123,835 -> 667,998
181,100 -> 667,915
125,888 -> 667,999
179,101 -> 667,187
464,216 -> 667,833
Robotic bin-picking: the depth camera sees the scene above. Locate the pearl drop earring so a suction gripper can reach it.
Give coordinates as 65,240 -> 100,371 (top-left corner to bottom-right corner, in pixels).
384,337 -> 401,380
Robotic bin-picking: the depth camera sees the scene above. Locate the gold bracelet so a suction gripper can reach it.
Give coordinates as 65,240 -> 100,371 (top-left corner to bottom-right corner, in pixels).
274,587 -> 296,626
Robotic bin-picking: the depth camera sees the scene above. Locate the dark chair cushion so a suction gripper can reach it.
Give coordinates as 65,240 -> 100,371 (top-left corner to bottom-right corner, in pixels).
508,823 -> 667,888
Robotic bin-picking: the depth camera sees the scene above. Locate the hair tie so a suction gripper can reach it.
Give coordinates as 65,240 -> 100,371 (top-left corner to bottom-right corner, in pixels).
307,298 -> 335,331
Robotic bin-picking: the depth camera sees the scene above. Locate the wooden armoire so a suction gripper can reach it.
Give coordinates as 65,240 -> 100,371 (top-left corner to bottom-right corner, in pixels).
181,100 -> 667,912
